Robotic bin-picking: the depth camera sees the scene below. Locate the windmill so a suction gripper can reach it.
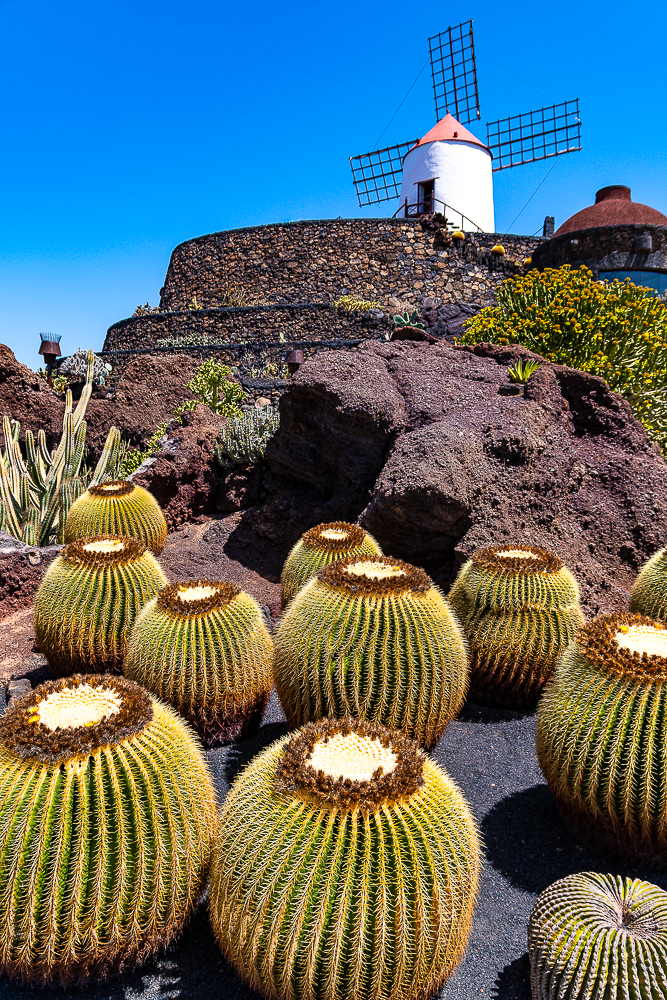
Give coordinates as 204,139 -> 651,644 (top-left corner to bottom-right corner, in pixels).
349,20 -> 581,232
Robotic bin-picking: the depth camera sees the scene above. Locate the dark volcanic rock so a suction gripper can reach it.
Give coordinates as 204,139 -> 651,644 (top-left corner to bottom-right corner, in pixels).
86,352 -> 203,462
258,340 -> 667,616
0,534 -> 61,620
0,344 -> 63,449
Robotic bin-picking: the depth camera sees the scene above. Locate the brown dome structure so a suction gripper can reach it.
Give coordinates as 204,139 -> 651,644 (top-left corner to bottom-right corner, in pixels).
533,185 -> 667,295
555,186 -> 667,236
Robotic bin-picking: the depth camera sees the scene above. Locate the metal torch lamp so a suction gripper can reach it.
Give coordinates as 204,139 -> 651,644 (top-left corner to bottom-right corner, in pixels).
38,333 -> 62,386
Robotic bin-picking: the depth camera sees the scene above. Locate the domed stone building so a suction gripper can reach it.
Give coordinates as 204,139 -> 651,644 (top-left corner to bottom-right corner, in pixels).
533,185 -> 667,293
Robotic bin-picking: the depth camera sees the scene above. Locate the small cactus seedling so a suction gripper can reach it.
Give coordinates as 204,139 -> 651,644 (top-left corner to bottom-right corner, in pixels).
34,535 -> 168,675
280,521 -> 382,607
392,310 -> 425,330
64,479 -> 167,554
124,579 -> 273,743
448,545 -> 584,707
537,612 -> 667,859
529,873 -> 667,1000
274,555 -> 469,748
210,716 -> 481,1000
0,674 -> 216,985
630,547 -> 667,623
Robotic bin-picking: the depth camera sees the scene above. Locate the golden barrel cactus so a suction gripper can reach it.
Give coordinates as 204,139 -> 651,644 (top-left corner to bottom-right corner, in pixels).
529,873 -> 667,1000
0,673 -> 216,986
280,521 -> 382,607
274,555 -> 468,748
448,545 -> 584,707
64,480 -> 168,554
537,612 -> 667,859
124,579 -> 274,743
34,536 -> 168,675
210,717 -> 481,1000
630,547 -> 667,623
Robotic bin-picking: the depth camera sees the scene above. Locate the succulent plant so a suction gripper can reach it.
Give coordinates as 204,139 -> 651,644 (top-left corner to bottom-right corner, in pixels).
630,547 -> 667,622
537,612 -> 667,859
34,535 -> 168,675
274,555 -> 468,748
214,405 -> 280,468
393,309 -> 425,330
124,579 -> 273,743
280,521 -> 383,607
448,545 -> 584,707
210,716 -> 480,1000
528,872 -> 667,1000
64,479 -> 168,554
0,673 -> 216,985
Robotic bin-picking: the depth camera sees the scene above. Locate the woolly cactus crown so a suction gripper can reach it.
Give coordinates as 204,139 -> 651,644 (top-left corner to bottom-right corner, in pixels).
458,545 -> 580,607
64,480 -> 167,554
280,521 -> 382,607
317,554 -> 431,595
157,579 -> 241,616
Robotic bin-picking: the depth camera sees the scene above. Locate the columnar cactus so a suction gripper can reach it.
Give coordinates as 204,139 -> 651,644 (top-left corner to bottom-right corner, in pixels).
280,521 -> 382,607
537,612 -> 667,859
528,872 -> 667,999
448,545 -> 584,707
274,555 -> 468,748
630,547 -> 667,623
124,579 -> 274,742
34,536 -> 168,675
210,717 -> 481,1000
0,674 -> 216,985
64,480 -> 168,554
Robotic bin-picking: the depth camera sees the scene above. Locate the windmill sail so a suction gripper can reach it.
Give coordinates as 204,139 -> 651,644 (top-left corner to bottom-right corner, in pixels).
429,20 -> 480,125
487,99 -> 581,171
349,139 -> 419,206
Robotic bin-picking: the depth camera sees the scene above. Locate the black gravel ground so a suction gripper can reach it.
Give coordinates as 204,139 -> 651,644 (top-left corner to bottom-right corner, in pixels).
4,690 -> 667,1000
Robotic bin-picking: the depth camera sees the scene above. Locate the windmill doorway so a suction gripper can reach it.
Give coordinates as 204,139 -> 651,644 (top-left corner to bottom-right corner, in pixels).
416,179 -> 435,214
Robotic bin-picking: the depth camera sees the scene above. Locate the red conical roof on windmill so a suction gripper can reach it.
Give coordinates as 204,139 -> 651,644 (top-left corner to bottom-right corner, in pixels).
408,113 -> 491,155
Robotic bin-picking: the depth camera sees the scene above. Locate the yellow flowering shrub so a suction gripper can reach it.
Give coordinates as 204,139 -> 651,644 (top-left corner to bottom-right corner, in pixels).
459,266 -> 667,450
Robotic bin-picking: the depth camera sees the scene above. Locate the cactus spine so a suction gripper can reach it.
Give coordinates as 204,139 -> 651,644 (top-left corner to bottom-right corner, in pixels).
528,873 -> 667,1000
0,674 -> 216,985
210,717 -> 480,1000
630,547 -> 667,623
280,521 -> 382,607
34,535 -> 168,675
124,579 -> 273,742
64,479 -> 168,554
274,555 -> 468,749
537,612 -> 667,859
448,545 -> 584,707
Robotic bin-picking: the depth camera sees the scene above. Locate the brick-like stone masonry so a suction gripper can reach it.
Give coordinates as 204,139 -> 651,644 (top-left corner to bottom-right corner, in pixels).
533,223 -> 667,276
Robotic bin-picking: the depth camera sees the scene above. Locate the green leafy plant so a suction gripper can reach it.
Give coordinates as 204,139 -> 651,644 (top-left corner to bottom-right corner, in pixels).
174,399 -> 198,422
393,309 -> 425,330
117,422 -> 168,479
187,359 -> 246,417
334,295 -> 381,312
214,405 -> 280,467
458,265 -> 667,450
507,357 -> 543,383
0,351 -> 121,546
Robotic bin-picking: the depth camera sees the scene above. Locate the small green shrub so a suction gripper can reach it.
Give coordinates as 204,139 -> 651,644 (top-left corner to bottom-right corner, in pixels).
118,423 -> 167,479
458,266 -> 667,449
187,359 -> 246,417
334,295 -> 381,312
393,310 -> 424,330
214,406 -> 280,467
508,358 -> 542,383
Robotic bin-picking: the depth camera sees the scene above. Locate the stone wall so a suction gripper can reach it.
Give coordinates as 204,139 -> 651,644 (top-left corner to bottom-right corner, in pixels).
158,218 -> 542,309
533,223 -> 667,276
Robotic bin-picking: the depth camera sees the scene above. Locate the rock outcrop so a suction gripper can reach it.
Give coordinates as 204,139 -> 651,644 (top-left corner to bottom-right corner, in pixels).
0,534 -> 61,619
0,345 -> 63,449
255,340 -> 667,616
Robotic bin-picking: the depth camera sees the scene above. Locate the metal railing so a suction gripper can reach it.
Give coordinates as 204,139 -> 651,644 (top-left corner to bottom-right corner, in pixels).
393,196 -> 483,232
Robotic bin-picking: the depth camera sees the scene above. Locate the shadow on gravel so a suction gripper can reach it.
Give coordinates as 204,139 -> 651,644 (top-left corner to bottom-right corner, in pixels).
458,701 -> 534,725
223,721 -> 288,786
483,784 -> 667,894
493,953 -> 531,1000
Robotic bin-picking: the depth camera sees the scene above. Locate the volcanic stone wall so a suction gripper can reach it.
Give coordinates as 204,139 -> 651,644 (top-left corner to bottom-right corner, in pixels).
158,218 -> 542,309
533,223 -> 667,276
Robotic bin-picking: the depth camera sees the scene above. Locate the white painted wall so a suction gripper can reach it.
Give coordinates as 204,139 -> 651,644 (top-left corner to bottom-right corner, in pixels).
398,140 -> 495,232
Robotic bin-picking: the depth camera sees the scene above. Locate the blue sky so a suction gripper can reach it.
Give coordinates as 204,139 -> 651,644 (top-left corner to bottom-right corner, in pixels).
1,0 -> 666,368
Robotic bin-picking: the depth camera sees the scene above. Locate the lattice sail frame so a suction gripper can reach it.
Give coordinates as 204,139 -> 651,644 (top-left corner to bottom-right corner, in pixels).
487,99 -> 581,171
429,20 -> 480,125
349,139 -> 419,206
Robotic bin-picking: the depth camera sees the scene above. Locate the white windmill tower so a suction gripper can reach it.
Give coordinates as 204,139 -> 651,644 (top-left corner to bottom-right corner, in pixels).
350,20 -> 582,233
